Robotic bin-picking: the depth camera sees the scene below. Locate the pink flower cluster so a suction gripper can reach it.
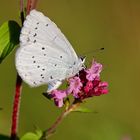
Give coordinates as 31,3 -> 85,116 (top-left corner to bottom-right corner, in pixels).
51,60 -> 108,107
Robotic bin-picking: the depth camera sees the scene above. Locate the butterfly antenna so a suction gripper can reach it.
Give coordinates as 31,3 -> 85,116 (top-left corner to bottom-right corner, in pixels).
80,47 -> 104,66
82,47 -> 104,56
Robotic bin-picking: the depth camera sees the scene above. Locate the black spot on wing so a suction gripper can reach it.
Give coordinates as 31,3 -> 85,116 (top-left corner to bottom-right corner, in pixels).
50,76 -> 53,79
27,37 -> 30,42
33,33 -> 37,37
33,82 -> 36,85
40,74 -> 45,79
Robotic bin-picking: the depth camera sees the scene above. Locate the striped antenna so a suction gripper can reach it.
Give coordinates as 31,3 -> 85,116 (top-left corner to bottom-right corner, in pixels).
81,47 -> 104,56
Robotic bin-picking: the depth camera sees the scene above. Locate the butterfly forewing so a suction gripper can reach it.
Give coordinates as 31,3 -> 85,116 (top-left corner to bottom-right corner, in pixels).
16,10 -> 79,88
20,10 -> 78,62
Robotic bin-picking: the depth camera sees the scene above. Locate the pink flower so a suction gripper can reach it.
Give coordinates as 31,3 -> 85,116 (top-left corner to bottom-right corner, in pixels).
86,61 -> 102,81
78,77 -> 108,99
51,90 -> 67,107
49,59 -> 108,107
67,77 -> 83,98
79,69 -> 87,84
84,81 -> 93,93
93,81 -> 108,96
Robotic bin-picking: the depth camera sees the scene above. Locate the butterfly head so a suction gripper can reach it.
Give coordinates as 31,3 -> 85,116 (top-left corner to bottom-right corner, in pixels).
79,56 -> 86,63
78,56 -> 86,70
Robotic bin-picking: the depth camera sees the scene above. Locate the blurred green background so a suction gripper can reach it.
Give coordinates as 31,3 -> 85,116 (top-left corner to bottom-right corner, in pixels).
0,0 -> 140,140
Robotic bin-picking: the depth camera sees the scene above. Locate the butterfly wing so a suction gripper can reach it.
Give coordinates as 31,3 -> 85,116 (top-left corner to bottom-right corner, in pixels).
20,10 -> 78,63
16,10 -> 78,89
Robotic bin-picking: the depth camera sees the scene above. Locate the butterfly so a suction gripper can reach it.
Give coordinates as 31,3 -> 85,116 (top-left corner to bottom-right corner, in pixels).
15,10 -> 85,92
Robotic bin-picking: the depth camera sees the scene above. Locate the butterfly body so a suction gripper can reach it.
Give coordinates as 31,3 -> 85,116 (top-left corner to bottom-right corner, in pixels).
15,10 -> 85,92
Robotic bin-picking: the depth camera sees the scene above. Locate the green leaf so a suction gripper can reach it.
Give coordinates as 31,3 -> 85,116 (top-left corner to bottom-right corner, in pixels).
20,132 -> 40,140
64,97 -> 70,110
35,128 -> 43,138
20,128 -> 43,140
0,134 -> 10,140
0,20 -> 21,63
72,106 -> 94,113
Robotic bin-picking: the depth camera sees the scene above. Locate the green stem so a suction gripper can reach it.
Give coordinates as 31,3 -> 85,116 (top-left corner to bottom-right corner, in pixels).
41,102 -> 81,140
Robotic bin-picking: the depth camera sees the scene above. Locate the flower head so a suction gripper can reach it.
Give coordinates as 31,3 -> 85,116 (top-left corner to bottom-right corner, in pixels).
86,61 -> 102,81
51,90 -> 67,107
67,76 -> 83,98
83,81 -> 93,93
50,59 -> 108,107
88,80 -> 108,97
94,81 -> 108,95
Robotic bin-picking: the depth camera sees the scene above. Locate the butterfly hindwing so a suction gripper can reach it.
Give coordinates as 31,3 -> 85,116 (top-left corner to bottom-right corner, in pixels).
16,42 -> 70,87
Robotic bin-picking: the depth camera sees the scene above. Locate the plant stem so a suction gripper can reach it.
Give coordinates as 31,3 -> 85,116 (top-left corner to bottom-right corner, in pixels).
10,75 -> 22,140
26,0 -> 38,14
10,0 -> 25,138
10,0 -> 38,139
41,102 -> 81,140
20,0 -> 24,25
